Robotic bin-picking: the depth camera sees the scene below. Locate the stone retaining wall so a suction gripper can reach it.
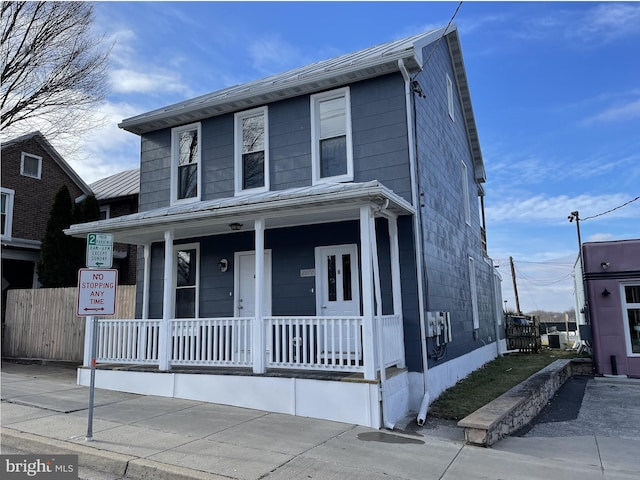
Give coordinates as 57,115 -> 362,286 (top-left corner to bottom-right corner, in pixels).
457,358 -> 592,447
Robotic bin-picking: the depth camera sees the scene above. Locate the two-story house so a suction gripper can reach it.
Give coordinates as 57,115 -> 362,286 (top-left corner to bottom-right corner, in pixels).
2,131 -> 92,316
90,168 -> 140,285
67,26 -> 503,428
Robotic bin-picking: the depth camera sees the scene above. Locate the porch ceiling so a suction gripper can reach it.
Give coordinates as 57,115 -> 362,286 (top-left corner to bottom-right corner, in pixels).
65,181 -> 415,245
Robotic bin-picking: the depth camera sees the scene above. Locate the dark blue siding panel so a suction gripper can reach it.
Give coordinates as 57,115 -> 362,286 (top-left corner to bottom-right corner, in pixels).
411,40 -> 496,368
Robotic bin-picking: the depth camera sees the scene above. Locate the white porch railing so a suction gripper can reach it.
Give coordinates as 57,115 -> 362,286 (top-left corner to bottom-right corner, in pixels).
381,314 -> 405,368
265,316 -> 364,372
96,319 -> 161,364
170,317 -> 253,366
93,315 -> 404,374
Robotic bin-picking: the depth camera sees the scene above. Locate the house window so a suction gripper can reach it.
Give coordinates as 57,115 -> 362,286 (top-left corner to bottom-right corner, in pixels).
469,256 -> 479,330
1,188 -> 15,240
174,244 -> 199,318
21,153 -> 42,179
171,123 -> 201,203
461,162 -> 471,225
446,74 -> 454,121
235,107 -> 268,194
99,205 -> 110,220
311,87 -> 353,184
622,284 -> 640,355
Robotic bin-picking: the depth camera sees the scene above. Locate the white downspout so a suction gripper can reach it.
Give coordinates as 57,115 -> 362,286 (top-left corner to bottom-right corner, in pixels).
369,208 -> 394,430
399,59 -> 430,423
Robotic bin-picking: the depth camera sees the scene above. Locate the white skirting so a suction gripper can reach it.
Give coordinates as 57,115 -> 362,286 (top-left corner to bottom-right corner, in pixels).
77,368 -> 404,429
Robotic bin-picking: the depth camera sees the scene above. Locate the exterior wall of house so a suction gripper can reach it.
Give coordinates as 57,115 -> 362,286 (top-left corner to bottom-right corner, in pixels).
582,240 -> 640,378
1,137 -> 86,243
105,196 -> 139,285
137,75 -> 412,212
412,39 -> 497,368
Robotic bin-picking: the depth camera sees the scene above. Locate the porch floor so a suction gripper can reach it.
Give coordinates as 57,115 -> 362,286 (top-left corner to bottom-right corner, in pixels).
87,363 -> 407,384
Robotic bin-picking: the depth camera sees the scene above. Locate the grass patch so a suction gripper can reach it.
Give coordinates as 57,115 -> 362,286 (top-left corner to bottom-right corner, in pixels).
428,349 -> 588,421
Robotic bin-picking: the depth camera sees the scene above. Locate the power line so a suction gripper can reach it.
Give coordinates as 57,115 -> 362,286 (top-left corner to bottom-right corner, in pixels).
413,1 -> 463,76
581,195 -> 640,221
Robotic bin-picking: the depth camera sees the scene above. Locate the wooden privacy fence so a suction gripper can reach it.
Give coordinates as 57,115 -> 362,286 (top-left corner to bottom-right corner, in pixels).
2,286 -> 136,362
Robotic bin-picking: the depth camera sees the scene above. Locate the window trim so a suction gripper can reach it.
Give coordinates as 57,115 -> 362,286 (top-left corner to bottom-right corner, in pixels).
171,122 -> 202,205
446,74 -> 455,121
310,87 -> 353,185
621,282 -> 640,357
469,256 -> 479,330
234,106 -> 269,196
173,242 -> 200,319
461,161 -> 471,226
1,187 -> 15,240
99,205 -> 111,220
21,152 -> 42,179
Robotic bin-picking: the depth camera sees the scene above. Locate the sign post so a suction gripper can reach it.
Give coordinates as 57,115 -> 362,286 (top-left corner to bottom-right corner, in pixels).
78,232 -> 116,442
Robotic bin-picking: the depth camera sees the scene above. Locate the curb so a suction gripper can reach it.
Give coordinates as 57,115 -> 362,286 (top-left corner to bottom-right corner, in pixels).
0,428 -> 227,480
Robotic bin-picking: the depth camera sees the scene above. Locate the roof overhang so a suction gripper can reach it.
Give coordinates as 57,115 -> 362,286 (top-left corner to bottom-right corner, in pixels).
117,29 -> 455,136
65,181 -> 415,245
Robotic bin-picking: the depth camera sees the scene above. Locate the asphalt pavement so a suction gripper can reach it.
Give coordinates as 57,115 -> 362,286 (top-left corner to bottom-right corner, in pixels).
1,360 -> 639,480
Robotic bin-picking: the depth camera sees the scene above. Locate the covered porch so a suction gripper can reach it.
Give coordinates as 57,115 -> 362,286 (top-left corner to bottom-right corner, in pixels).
68,181 -> 417,427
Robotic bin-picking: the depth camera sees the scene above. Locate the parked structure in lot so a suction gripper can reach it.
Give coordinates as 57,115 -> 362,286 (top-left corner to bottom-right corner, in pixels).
67,25 -> 504,428
575,239 -> 640,378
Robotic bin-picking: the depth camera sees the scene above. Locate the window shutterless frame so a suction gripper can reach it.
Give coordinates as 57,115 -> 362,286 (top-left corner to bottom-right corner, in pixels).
21,152 -> 42,179
1,188 -> 15,240
446,73 -> 455,121
621,283 -> 640,357
171,122 -> 202,204
234,107 -> 269,195
173,243 -> 200,319
310,87 -> 353,185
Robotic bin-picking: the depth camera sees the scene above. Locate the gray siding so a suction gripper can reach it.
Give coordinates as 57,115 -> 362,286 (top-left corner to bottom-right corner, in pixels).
137,74 -> 413,212
412,40 -> 496,367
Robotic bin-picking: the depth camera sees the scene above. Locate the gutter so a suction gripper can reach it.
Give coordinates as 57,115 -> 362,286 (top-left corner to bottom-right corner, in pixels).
399,58 -> 431,424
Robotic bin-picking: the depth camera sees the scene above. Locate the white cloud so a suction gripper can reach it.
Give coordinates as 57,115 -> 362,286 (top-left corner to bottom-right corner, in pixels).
571,3 -> 640,43
247,36 -> 304,75
109,68 -> 190,95
486,193 -> 640,224
582,98 -> 640,125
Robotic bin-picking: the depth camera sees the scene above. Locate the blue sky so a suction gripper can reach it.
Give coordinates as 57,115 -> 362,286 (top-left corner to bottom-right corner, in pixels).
64,1 -> 640,313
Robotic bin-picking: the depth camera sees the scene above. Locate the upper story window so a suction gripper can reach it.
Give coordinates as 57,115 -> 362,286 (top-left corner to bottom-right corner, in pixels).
311,87 -> 353,185
21,152 -> 42,179
99,205 -> 110,220
446,74 -> 455,121
461,162 -> 471,226
1,188 -> 15,240
235,107 -> 269,195
171,123 -> 201,204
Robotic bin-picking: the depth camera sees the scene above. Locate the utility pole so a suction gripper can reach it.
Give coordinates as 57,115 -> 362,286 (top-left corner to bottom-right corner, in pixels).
510,256 -> 522,315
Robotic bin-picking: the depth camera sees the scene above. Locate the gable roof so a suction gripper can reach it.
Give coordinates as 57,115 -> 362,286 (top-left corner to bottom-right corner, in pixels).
1,131 -> 93,196
90,168 -> 140,201
118,25 -> 484,182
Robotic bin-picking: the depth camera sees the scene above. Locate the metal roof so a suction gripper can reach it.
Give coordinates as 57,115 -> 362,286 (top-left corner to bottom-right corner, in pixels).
65,181 -> 415,245
118,27 -> 451,135
90,168 -> 140,201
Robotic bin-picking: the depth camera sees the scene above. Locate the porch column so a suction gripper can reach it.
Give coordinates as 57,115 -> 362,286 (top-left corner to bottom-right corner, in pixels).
142,244 -> 151,320
360,206 -> 377,380
253,217 -> 266,374
159,230 -> 174,371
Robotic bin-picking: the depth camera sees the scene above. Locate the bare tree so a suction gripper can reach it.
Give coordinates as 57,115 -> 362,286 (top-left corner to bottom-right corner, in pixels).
1,1 -> 110,145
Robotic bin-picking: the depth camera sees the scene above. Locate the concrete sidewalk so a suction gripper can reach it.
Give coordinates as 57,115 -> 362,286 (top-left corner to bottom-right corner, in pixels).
1,361 -> 638,480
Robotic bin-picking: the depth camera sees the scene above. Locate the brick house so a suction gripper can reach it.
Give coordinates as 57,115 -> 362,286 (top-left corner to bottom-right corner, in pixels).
1,132 -> 92,312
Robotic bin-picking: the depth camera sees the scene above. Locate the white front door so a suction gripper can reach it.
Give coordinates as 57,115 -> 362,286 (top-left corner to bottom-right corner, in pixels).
235,250 -> 272,317
315,244 -> 360,316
